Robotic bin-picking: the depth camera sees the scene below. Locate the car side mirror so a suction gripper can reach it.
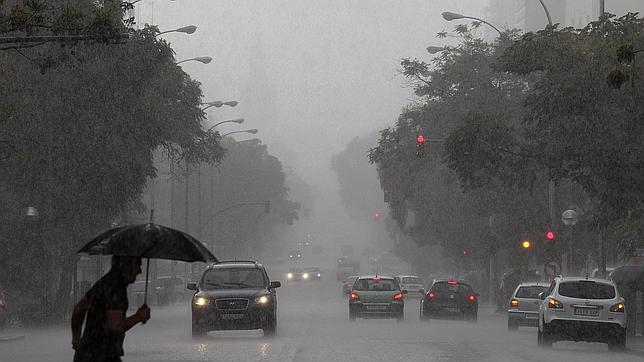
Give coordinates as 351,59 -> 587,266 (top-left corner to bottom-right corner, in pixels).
270,281 -> 281,289
187,282 -> 198,291
402,289 -> 408,294
538,292 -> 546,300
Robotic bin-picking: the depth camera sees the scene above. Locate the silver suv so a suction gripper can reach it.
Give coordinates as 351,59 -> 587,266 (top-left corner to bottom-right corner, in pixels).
537,276 -> 626,350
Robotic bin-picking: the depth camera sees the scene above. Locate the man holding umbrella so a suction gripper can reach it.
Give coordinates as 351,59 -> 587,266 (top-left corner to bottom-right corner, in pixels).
72,221 -> 218,361
71,255 -> 151,362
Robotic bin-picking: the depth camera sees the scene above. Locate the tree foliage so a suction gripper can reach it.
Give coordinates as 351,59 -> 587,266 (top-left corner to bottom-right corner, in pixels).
0,1 -> 225,322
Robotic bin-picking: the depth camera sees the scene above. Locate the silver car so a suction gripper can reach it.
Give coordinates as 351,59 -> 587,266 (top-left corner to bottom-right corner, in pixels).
394,275 -> 424,298
507,282 -> 549,329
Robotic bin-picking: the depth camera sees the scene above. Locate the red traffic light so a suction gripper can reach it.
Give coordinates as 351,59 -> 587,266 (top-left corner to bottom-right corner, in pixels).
545,231 -> 555,240
462,249 -> 469,256
372,212 -> 381,221
416,135 -> 426,143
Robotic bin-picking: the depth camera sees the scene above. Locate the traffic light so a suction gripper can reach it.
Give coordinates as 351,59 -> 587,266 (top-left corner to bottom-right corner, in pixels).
416,134 -> 426,158
462,249 -> 469,256
521,240 -> 532,249
545,230 -> 556,241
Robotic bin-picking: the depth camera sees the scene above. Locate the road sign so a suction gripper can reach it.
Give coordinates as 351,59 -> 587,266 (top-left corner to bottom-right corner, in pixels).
544,261 -> 561,277
562,209 -> 579,226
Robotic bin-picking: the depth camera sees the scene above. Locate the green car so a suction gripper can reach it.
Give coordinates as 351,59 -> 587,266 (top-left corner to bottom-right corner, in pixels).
348,275 -> 406,321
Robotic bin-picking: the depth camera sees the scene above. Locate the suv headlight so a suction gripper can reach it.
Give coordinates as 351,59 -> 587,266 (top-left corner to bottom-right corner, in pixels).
255,295 -> 270,304
287,273 -> 293,279
302,273 -> 309,279
193,297 -> 209,306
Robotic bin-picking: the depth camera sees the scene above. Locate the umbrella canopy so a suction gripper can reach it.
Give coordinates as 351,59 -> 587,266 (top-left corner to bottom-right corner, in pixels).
77,223 -> 217,263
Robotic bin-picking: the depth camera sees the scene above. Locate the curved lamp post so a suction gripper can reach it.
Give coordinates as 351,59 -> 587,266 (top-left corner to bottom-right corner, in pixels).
221,129 -> 258,137
158,25 -> 197,36
537,0 -> 553,27
442,11 -> 502,36
206,118 -> 244,132
426,46 -> 447,54
176,56 -> 212,65
202,100 -> 238,111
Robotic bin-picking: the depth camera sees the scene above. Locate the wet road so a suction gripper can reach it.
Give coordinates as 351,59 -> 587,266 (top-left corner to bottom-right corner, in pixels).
3,264 -> 644,362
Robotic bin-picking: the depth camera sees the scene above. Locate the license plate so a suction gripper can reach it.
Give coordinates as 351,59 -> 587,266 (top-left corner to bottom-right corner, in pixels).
574,308 -> 599,316
525,313 -> 538,319
221,313 -> 245,320
366,305 -> 388,310
446,307 -> 460,313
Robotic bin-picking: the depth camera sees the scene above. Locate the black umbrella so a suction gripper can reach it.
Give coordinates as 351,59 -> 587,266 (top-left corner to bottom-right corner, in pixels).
78,223 -> 218,304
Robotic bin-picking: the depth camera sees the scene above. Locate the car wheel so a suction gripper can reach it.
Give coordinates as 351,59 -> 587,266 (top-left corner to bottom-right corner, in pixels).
191,322 -> 206,338
396,311 -> 404,322
507,319 -> 519,331
538,324 -> 553,348
263,318 -> 277,337
608,329 -> 626,351
468,311 -> 478,323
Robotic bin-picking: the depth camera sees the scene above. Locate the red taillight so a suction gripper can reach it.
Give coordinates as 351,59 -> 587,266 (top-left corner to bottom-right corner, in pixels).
468,294 -> 477,302
427,291 -> 436,300
510,299 -> 519,308
393,292 -> 403,300
447,280 -> 457,285
349,292 -> 359,301
347,283 -> 353,288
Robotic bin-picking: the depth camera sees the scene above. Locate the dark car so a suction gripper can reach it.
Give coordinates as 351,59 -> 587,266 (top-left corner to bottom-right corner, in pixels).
420,279 -> 479,322
187,261 -> 281,338
303,267 -> 322,281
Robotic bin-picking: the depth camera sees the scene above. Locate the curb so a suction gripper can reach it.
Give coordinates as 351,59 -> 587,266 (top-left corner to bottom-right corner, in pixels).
0,334 -> 25,342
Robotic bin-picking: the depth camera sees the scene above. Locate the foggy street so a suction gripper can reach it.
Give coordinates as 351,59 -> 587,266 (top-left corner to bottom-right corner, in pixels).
5,1 -> 644,362
3,259 -> 644,362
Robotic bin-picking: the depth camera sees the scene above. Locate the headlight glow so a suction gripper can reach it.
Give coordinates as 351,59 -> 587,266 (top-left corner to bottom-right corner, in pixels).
287,273 -> 293,279
317,273 -> 321,277
302,273 -> 309,279
194,297 -> 208,306
255,295 -> 270,304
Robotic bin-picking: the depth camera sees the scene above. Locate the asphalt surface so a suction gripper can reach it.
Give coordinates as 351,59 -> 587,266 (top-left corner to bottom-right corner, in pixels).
3,262 -> 644,361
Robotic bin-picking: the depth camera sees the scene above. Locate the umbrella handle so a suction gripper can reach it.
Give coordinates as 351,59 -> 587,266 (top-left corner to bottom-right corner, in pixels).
142,258 -> 150,324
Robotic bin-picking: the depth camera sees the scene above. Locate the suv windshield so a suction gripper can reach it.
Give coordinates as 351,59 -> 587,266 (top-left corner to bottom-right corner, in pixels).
402,277 -> 422,284
354,278 -> 399,291
433,282 -> 472,293
201,268 -> 266,290
516,286 -> 548,298
558,281 -> 615,299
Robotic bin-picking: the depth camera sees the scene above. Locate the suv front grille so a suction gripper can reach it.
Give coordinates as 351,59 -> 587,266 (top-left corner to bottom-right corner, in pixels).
215,298 -> 249,310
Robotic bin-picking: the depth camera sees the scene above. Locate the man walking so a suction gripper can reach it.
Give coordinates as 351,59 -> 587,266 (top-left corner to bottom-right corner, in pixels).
71,255 -> 151,362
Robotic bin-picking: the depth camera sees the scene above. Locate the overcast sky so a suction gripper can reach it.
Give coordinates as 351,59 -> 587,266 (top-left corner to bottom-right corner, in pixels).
138,1 -> 485,223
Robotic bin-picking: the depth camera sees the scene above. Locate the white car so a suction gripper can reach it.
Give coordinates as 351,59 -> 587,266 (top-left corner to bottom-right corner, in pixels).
508,282 -> 549,329
537,276 -> 626,350
394,275 -> 424,298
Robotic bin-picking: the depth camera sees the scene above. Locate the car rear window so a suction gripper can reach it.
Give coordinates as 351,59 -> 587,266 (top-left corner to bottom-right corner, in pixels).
432,282 -> 472,293
202,268 -> 266,290
558,281 -> 615,299
402,277 -> 422,284
354,278 -> 399,291
515,286 -> 548,298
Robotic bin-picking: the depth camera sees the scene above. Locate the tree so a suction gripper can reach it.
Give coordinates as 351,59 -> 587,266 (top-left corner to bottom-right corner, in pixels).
0,3 -> 224,321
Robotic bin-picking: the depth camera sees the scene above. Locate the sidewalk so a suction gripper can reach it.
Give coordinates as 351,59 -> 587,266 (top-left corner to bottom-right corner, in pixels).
0,328 -> 25,343
628,335 -> 644,352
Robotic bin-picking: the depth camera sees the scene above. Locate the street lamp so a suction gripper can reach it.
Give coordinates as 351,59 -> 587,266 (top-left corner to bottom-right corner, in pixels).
426,46 -> 447,54
221,129 -> 258,137
202,100 -> 238,111
206,118 -> 244,132
158,25 -> 197,36
441,11 -> 502,36
175,56 -> 212,65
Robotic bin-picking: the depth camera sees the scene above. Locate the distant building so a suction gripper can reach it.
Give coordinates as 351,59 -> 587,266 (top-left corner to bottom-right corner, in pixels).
484,0 -> 644,37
